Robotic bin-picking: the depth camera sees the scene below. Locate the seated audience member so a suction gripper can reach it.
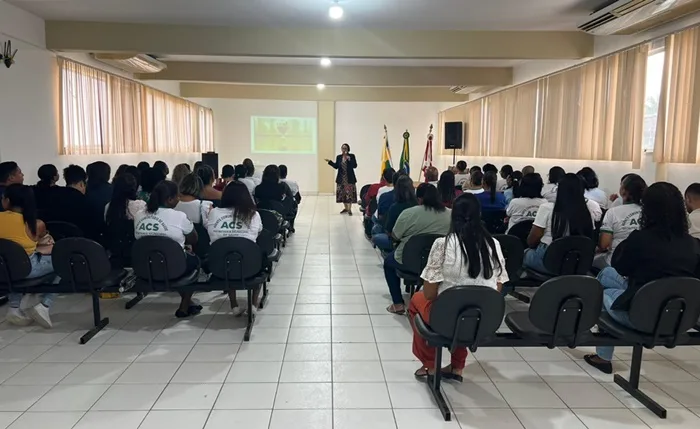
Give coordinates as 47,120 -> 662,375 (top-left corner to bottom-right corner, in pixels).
584,182 -> 700,374
409,193 -> 508,379
137,161 -> 150,174
256,165 -> 292,202
522,165 -> 535,175
463,170 -> 485,194
280,164 -> 302,204
503,171 -> 523,204
153,160 -> 169,178
498,164 -> 513,191
453,160 -> 470,188
215,164 -> 235,192
469,165 -> 482,176
197,165 -> 223,202
483,163 -> 498,175
375,171 -> 404,230
541,166 -> 565,203
105,173 -> 146,221
366,167 -> 395,216
437,170 -> 462,209
86,161 -> 113,224
175,173 -> 213,224
236,164 -> 256,198
171,163 -> 191,187
608,173 -> 636,209
579,167 -> 608,210
506,173 -> 546,231
373,176 -> 416,253
112,164 -> 129,182
124,165 -> 141,189
44,165 -> 99,239
204,182 -> 263,316
375,168 -> 397,207
243,158 -> 262,185
1,184 -> 56,328
193,161 -> 203,173
524,173 -> 601,273
384,184 -> 451,314
138,167 -> 166,202
424,166 -> 439,186
134,180 -> 200,318
686,183 -> 700,239
476,171 -> 507,211
33,164 -> 59,212
0,161 -> 25,211
594,174 -> 646,269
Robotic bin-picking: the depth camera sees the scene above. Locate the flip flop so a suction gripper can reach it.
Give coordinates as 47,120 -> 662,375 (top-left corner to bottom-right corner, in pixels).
386,304 -> 406,315
414,368 -> 430,380
442,372 -> 464,383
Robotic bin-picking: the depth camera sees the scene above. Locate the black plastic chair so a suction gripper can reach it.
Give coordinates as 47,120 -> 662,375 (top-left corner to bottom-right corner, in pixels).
597,277 -> 700,418
52,238 -> 128,344
193,223 -> 211,260
0,239 -> 57,293
482,210 -> 507,235
414,286 -> 505,421
505,275 -> 603,348
507,219 -> 534,249
493,234 -> 524,295
259,210 -> 284,249
104,218 -> 135,269
208,238 -> 268,341
257,228 -> 281,287
359,184 -> 371,207
46,221 -> 84,241
396,234 -> 443,297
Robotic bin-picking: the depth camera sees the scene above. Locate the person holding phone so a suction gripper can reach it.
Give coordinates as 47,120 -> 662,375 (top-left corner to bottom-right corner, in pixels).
326,143 -> 358,215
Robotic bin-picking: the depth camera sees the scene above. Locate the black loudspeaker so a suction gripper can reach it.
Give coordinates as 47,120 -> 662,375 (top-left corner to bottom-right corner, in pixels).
444,122 -> 464,150
202,152 -> 219,179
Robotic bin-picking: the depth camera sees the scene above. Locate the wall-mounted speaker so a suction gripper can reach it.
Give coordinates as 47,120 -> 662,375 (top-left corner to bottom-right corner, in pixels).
444,122 -> 464,150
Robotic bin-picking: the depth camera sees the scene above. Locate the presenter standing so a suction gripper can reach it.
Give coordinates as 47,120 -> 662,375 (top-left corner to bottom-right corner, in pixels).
326,143 -> 358,215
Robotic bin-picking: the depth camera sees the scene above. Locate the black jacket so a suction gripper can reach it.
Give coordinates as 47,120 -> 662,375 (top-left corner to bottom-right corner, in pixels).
42,186 -> 101,240
328,154 -> 358,184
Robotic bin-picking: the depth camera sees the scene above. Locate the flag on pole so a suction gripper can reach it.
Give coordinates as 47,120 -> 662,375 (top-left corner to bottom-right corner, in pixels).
399,130 -> 410,176
420,124 -> 434,182
380,125 -> 393,178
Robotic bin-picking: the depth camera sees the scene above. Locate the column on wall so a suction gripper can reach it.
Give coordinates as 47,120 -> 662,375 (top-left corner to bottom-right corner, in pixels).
317,101 -> 336,194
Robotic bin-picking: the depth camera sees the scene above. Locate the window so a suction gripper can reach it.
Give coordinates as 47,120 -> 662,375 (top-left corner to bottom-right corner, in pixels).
643,48 -> 665,152
59,58 -> 214,155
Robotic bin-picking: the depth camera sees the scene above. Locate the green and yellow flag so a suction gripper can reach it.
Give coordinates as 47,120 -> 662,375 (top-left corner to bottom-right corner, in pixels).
399,130 -> 410,176
380,125 -> 393,178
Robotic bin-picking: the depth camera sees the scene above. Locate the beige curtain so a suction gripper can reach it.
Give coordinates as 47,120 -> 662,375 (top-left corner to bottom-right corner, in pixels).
438,101 -> 486,157
487,81 -> 539,158
58,57 -> 214,155
654,26 -> 700,164
537,45 -> 648,166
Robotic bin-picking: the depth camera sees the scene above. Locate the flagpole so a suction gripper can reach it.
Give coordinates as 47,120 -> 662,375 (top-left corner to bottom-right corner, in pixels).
420,124 -> 434,182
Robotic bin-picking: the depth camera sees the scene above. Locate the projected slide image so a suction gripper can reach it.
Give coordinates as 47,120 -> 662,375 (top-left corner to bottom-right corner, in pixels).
251,116 -> 318,154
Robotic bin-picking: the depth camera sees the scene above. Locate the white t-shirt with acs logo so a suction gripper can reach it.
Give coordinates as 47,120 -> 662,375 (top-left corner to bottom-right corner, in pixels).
600,203 -> 642,264
134,208 -> 194,248
506,197 -> 547,231
204,208 -> 263,244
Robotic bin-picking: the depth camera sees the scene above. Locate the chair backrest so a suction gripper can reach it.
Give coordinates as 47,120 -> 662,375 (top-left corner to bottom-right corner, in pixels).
256,229 -> 276,256
429,286 -> 505,352
259,210 -> 281,233
400,234 -> 443,275
193,223 -> 211,259
482,210 -> 507,235
543,236 -> 595,275
494,235 -> 524,281
46,221 -> 83,241
628,277 -> 700,343
368,197 -> 378,215
508,219 -> 534,249
528,275 -> 603,347
0,239 -> 32,284
131,236 -> 189,282
104,218 -> 135,268
359,184 -> 371,206
281,197 -> 296,218
208,237 -> 264,281
258,200 -> 286,216
52,238 -> 113,289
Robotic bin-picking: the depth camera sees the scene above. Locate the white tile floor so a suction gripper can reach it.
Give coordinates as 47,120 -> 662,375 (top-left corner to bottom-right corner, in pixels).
2,196 -> 700,428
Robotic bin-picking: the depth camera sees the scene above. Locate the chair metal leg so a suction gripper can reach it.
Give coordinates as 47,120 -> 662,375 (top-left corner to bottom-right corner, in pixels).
125,292 -> 146,309
426,347 -> 451,422
508,290 -> 531,304
614,345 -> 667,418
244,288 -> 255,342
258,283 -> 268,309
0,296 -> 7,307
81,292 -> 109,345
409,284 -> 416,297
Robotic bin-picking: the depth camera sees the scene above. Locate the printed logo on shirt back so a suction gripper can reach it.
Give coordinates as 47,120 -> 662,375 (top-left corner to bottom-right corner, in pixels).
213,215 -> 245,236
135,215 -> 169,235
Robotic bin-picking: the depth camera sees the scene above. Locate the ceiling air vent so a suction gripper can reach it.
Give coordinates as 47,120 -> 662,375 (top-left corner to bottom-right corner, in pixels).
91,53 -> 167,73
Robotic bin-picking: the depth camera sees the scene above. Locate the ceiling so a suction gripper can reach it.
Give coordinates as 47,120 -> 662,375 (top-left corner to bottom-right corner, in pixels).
9,0 -> 609,30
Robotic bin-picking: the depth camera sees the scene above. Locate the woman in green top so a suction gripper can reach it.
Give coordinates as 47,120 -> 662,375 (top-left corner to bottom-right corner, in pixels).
372,176 -> 416,253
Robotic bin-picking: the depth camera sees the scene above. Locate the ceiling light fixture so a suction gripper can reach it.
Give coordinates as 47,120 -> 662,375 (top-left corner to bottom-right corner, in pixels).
329,2 -> 344,20
317,83 -> 326,90
320,57 -> 332,67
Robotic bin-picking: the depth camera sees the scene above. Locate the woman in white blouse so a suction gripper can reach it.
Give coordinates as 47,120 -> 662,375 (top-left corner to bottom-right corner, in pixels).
408,193 -> 508,381
578,167 -> 608,210
506,173 -> 547,231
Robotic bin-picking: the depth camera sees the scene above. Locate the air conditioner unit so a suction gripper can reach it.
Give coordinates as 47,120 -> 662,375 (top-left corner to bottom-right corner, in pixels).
578,0 -> 700,35
91,53 -> 167,73
450,85 -> 493,95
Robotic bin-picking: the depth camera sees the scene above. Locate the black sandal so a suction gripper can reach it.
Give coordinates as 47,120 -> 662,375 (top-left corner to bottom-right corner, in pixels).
584,354 -> 613,374
386,304 -> 406,315
414,367 -> 430,380
442,372 -> 464,382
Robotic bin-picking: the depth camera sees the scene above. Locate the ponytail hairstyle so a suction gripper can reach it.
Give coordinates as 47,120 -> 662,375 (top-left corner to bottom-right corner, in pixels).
509,171 -> 524,198
146,180 -> 178,213
449,193 -> 503,279
483,171 -> 498,203
36,164 -> 58,188
621,174 -> 647,205
3,184 -> 38,237
416,183 -> 445,212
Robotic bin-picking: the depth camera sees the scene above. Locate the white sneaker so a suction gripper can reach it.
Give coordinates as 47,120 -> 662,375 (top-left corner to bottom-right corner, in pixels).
6,308 -> 33,326
28,304 -> 52,329
231,306 -> 245,317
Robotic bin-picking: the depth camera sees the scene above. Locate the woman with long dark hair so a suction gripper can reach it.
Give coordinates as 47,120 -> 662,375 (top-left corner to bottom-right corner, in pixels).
105,173 -> 145,223
578,167 -> 608,209
133,180 -> 201,318
585,182 -> 700,374
437,170 -> 462,209
372,175 -> 417,253
86,161 -> 113,224
409,193 -> 508,380
524,173 -> 602,273
541,166 -> 565,203
197,164 -> 222,201
204,181 -> 263,316
112,164 -> 129,182
475,171 -> 507,211
255,165 -> 285,202
0,184 -> 56,328
506,173 -> 546,232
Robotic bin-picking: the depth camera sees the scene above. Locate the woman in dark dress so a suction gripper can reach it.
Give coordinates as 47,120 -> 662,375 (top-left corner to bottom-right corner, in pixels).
326,143 -> 358,215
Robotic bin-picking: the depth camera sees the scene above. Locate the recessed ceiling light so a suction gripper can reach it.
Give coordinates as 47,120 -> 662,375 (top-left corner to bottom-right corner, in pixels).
320,57 -> 332,67
329,3 -> 344,20
317,83 -> 326,90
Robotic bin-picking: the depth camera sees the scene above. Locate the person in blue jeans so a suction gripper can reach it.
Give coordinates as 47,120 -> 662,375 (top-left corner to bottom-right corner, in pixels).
372,176 -> 416,253
584,182 -> 700,374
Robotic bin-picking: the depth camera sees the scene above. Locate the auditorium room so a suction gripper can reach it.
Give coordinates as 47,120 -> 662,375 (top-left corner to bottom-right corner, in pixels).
4,0 -> 700,428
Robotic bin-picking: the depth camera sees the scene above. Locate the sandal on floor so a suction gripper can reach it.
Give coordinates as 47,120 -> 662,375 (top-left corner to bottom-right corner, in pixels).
386,304 -> 406,315
414,367 -> 430,380
340,209 -> 349,214
584,354 -> 613,374
442,372 -> 464,383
